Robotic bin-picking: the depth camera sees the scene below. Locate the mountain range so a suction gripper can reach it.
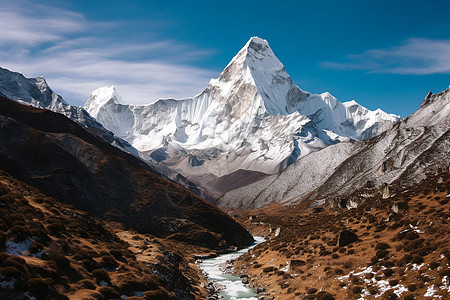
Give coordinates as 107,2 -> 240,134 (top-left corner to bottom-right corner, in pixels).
219,86 -> 450,209
83,37 -> 401,197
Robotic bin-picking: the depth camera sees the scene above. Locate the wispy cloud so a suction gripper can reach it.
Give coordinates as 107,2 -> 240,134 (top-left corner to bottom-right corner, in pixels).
322,38 -> 450,75
0,1 -> 217,106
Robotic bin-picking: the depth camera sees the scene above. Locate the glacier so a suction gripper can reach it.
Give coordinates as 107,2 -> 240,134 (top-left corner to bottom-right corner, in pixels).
85,37 -> 401,196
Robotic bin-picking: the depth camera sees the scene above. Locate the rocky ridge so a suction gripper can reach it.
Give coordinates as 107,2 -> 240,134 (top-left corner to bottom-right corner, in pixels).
219,86 -> 450,209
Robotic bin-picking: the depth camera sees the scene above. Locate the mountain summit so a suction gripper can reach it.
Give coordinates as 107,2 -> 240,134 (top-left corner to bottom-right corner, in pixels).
85,37 -> 401,196
210,36 -> 309,117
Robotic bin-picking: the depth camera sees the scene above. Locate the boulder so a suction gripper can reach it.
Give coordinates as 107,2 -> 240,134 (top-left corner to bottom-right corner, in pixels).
337,230 -> 358,247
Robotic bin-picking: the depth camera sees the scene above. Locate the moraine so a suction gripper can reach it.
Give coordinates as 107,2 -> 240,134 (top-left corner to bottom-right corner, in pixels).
199,236 -> 266,299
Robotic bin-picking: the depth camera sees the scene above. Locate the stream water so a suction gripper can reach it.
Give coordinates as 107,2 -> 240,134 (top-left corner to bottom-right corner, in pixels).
199,236 -> 266,300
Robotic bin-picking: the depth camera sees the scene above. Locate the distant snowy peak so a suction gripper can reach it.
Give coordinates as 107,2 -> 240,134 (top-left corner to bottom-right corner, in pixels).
0,67 -> 67,110
0,67 -> 140,157
85,85 -> 125,119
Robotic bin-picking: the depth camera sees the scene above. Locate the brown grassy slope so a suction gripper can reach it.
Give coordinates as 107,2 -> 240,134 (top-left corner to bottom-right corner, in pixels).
0,96 -> 253,250
231,171 -> 449,300
0,170 -> 216,299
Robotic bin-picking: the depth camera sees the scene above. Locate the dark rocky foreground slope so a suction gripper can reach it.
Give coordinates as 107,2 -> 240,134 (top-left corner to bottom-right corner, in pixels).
0,96 -> 253,299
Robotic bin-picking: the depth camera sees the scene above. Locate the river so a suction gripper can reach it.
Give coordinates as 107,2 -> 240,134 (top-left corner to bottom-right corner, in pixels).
199,236 -> 266,300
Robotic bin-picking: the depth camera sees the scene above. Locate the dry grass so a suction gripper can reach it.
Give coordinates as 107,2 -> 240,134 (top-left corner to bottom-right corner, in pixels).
229,171 -> 450,299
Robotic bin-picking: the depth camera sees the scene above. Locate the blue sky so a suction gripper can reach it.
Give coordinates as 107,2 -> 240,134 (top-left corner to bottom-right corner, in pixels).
1,0 -> 449,117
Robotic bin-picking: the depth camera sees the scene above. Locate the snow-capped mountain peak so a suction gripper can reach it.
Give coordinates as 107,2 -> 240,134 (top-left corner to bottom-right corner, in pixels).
207,36 -> 309,117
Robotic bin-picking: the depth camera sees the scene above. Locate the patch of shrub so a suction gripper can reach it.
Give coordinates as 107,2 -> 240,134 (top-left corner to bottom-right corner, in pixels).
404,239 -> 424,251
418,245 -> 436,257
79,279 -> 96,289
411,255 -> 423,264
429,261 -> 440,269
389,279 -> 399,286
144,287 -> 176,300
439,269 -> 450,278
343,260 -> 353,269
117,276 -> 160,295
92,269 -> 110,284
98,286 -> 120,299
375,242 -> 390,250
29,228 -> 50,243
109,249 -> 126,262
47,242 -> 69,267
383,268 -> 394,277
315,291 -> 334,300
319,250 -> 332,256
352,286 -> 363,294
0,266 -> 22,280
27,278 -> 50,299
3,256 -> 27,273
402,293 -> 415,300
383,290 -> 398,299
380,260 -> 395,268
376,250 -> 390,259
46,222 -> 65,236
404,231 -> 419,240
334,268 -> 343,275
7,225 -> 30,242
349,275 -> 363,285
99,255 -> 118,269
368,286 -> 378,295
0,231 -> 5,251
80,259 -> 98,272
29,241 -> 43,254
375,224 -> 387,232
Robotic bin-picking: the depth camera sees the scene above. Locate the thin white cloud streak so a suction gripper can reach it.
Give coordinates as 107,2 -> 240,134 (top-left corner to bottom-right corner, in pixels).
0,1 -> 217,106
322,38 -> 450,75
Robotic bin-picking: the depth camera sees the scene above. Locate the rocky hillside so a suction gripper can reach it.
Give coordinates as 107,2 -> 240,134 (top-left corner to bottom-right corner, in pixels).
219,86 -> 449,209
0,170 -> 229,299
0,96 -> 253,250
228,170 -> 449,299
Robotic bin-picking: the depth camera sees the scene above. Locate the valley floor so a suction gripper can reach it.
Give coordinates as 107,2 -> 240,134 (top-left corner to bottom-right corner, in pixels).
1,169 -> 448,300
225,171 -> 449,299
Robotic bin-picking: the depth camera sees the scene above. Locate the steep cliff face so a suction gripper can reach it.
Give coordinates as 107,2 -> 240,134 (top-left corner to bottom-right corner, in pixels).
84,37 -> 400,196
219,87 -> 449,209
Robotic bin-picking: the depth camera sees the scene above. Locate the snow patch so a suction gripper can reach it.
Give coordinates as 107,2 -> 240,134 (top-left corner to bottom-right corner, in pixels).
5,238 -> 33,256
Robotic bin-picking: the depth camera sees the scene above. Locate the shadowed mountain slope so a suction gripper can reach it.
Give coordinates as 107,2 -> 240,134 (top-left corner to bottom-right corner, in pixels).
0,96 -> 253,249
